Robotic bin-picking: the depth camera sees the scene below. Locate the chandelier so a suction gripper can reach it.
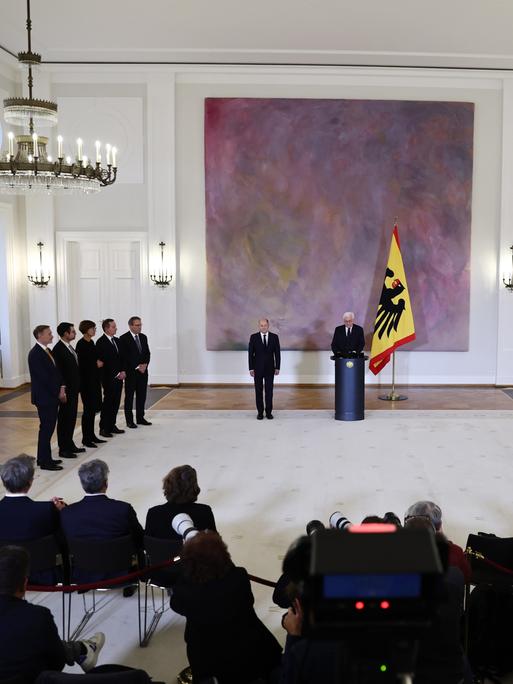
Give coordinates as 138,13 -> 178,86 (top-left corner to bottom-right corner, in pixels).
0,0 -> 117,195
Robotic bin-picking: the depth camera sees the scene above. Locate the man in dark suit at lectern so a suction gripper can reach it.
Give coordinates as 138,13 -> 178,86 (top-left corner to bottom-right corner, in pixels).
119,316 -> 151,428
331,312 -> 365,357
248,318 -> 281,420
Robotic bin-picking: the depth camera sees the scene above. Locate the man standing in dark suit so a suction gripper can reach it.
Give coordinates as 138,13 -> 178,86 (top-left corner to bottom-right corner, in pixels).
53,322 -> 86,459
96,318 -> 126,438
331,312 -> 366,357
248,318 -> 281,420
60,459 -> 144,584
27,325 -> 66,471
119,316 -> 151,428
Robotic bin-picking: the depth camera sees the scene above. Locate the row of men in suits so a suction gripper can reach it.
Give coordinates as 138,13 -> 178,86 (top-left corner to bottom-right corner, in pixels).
247,313 -> 365,420
27,317 -> 151,471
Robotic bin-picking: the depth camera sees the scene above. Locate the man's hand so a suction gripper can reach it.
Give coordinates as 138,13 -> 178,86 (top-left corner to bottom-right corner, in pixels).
96,359 -> 104,368
117,371 -> 126,381
275,369 -> 280,375
281,599 -> 303,636
58,388 -> 67,403
51,497 -> 67,511
250,370 -> 255,377
137,364 -> 148,374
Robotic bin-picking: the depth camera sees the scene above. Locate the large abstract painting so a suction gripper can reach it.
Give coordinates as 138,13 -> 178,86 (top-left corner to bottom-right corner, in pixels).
205,98 -> 474,351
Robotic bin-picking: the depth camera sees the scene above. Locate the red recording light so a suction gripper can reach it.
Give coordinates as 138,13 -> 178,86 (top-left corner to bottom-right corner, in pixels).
355,601 -> 365,610
380,600 -> 390,610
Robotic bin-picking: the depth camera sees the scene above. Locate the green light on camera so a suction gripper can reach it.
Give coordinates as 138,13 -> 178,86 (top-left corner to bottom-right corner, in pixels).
380,664 -> 387,673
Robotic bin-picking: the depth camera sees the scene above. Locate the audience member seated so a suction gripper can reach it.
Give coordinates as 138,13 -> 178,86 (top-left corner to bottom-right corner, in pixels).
60,459 -> 144,584
170,531 -> 282,684
0,455 -> 66,584
0,545 -> 105,683
404,500 -> 471,582
145,465 -> 216,542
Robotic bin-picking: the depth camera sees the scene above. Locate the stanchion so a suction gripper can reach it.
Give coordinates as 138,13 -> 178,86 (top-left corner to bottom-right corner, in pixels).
378,352 -> 407,401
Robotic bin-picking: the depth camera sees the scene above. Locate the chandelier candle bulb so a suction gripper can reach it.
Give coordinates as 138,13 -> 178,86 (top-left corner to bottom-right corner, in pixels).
57,135 -> 63,158
106,144 -> 111,165
82,155 -> 88,168
112,147 -> 117,167
32,133 -> 38,158
8,132 -> 14,157
76,138 -> 83,161
95,141 -> 101,163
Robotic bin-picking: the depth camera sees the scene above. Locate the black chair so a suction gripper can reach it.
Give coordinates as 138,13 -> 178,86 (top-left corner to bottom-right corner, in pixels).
0,535 -> 68,637
464,533 -> 513,683
140,535 -> 181,647
66,535 -> 140,642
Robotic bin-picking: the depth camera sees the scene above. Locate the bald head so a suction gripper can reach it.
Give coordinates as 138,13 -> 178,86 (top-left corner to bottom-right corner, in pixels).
258,319 -> 270,333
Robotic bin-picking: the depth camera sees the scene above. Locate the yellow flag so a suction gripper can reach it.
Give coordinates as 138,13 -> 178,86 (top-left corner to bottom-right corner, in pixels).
369,225 -> 415,375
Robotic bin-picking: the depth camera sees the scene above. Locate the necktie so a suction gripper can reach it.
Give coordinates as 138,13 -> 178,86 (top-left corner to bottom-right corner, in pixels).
135,334 -> 142,353
68,345 -> 78,363
263,333 -> 267,348
45,348 -> 56,366
111,337 -> 119,353
346,327 -> 350,337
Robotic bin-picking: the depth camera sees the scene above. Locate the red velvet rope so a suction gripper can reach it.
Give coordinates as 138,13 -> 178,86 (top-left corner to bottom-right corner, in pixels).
466,549 -> 513,577
26,559 -> 277,593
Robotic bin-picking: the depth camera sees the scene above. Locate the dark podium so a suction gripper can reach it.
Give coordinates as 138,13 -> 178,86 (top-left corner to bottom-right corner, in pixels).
331,355 -> 366,421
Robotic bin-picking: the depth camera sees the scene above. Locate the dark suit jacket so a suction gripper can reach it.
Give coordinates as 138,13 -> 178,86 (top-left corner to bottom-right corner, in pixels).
51,340 -> 80,395
119,331 -> 150,372
171,565 -> 282,683
145,502 -> 216,542
0,595 -> 66,683
95,334 -> 124,386
0,496 -> 60,542
331,324 -> 365,356
60,494 -> 143,546
248,332 -> 281,375
28,344 -> 63,407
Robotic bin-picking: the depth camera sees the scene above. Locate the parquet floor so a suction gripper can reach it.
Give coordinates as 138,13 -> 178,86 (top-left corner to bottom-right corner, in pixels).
1,384 -> 512,463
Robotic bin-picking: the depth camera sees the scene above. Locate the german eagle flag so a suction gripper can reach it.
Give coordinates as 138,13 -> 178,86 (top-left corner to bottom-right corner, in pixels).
369,225 -> 416,375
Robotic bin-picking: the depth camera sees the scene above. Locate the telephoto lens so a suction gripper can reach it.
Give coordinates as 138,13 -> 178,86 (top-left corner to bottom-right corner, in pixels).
172,512 -> 199,541
306,520 -> 325,536
329,511 -> 352,530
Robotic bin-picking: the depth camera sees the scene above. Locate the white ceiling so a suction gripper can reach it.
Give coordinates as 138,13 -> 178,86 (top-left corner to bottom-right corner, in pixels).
1,0 -> 513,69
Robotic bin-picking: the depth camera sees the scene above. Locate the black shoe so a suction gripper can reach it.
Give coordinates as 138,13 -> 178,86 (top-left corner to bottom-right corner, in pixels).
92,436 -> 108,443
52,459 -> 63,464
40,463 -> 64,471
122,586 -> 136,597
70,446 -> 86,454
59,451 -> 78,459
266,414 -> 274,420
136,418 -> 152,426
99,430 -> 113,438
82,441 -> 98,448
111,426 -> 125,434
257,414 -> 264,420
126,422 -> 138,429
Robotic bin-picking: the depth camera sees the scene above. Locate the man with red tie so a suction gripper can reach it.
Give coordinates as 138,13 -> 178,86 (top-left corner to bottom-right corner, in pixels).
27,325 -> 67,471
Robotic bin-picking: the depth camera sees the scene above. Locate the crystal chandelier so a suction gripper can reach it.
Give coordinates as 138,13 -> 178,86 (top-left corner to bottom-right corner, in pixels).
0,0 -> 118,195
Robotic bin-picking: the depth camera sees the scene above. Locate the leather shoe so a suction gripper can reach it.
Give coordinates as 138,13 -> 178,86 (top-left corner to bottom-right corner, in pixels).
92,436 -> 108,443
40,463 -> 63,471
70,446 -> 86,454
99,430 -> 113,438
257,414 -> 264,420
123,586 -> 136,597
82,441 -> 98,448
59,452 -> 78,459
112,426 -> 125,434
126,422 -> 138,429
266,414 -> 274,420
136,418 -> 152,426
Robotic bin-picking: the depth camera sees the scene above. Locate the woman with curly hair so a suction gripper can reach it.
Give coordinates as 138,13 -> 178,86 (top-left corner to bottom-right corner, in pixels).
170,532 -> 282,683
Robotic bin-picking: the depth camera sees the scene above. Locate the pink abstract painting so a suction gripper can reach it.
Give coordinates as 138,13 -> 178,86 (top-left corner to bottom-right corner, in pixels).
205,98 -> 474,351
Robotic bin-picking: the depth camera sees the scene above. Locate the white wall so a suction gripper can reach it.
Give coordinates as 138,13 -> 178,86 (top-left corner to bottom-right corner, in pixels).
1,61 -> 512,386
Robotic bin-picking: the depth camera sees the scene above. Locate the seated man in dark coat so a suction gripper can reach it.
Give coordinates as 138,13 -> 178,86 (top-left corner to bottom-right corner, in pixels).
0,455 -> 66,584
60,459 -> 144,583
0,546 -> 104,684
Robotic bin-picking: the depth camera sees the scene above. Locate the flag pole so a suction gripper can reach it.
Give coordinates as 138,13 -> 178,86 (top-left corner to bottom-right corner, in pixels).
378,351 -> 408,401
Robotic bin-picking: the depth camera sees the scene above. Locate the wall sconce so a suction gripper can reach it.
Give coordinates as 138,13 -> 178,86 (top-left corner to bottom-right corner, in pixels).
150,241 -> 172,288
27,242 -> 51,288
503,245 -> 513,291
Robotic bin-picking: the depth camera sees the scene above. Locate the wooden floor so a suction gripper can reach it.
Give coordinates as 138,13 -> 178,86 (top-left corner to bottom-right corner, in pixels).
1,384 -> 512,463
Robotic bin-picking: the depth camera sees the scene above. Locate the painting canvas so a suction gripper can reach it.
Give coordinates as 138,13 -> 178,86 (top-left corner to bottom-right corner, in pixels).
205,98 -> 474,351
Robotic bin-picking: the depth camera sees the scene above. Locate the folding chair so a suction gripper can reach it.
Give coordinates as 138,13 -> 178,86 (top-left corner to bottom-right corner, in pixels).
140,535 -> 181,647
66,535 -> 140,641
